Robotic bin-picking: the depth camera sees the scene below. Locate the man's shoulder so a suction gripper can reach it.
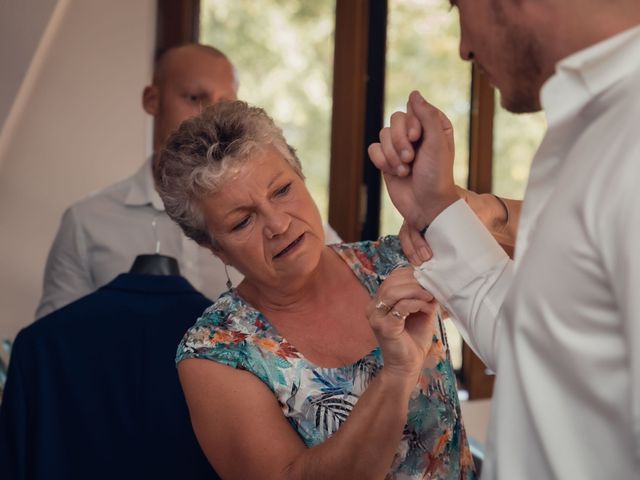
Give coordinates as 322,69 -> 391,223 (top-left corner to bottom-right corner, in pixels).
596,61 -> 640,118
65,171 -> 139,217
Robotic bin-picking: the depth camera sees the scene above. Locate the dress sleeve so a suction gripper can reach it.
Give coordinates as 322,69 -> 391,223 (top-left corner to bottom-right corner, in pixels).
175,306 -> 246,370
414,199 -> 512,372
374,236 -> 410,273
175,302 -> 288,392
35,207 -> 93,319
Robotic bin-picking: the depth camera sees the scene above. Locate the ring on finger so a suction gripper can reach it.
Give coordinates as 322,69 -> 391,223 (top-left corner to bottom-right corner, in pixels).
375,299 -> 392,315
391,310 -> 408,321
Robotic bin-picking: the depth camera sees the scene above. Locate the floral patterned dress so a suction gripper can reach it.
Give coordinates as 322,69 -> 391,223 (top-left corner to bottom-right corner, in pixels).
176,236 -> 476,479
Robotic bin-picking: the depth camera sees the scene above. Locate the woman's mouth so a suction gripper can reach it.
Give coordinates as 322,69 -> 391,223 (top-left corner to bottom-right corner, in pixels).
273,233 -> 305,259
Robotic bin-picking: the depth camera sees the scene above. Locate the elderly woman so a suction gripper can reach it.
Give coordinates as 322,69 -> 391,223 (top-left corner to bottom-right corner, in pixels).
154,101 -> 476,479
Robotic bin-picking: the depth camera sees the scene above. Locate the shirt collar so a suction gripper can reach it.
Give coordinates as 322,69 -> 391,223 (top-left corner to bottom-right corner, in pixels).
541,25 -> 640,127
124,156 -> 165,211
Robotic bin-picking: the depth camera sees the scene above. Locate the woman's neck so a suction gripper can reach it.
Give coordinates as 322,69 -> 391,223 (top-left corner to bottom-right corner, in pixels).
237,247 -> 341,316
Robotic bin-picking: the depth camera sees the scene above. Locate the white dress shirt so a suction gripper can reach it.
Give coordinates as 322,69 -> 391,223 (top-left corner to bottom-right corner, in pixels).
37,159 -> 342,318
414,26 -> 640,479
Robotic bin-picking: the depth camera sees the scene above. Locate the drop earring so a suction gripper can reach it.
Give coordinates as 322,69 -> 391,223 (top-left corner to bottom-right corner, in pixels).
224,264 -> 233,291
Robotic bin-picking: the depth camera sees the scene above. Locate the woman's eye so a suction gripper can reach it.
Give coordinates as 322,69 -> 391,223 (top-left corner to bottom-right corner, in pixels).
275,183 -> 291,197
232,216 -> 251,231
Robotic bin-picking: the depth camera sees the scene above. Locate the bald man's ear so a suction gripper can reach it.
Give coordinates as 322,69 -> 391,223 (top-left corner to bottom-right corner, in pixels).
142,85 -> 159,115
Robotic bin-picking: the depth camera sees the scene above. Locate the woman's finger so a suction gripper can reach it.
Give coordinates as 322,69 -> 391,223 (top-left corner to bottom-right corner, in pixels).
368,269 -> 434,318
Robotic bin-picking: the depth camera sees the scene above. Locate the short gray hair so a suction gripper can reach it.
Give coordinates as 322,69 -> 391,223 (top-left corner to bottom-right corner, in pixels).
154,100 -> 304,247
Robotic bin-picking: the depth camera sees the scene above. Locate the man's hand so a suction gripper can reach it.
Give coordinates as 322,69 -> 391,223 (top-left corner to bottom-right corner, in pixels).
398,221 -> 432,266
368,91 -> 459,229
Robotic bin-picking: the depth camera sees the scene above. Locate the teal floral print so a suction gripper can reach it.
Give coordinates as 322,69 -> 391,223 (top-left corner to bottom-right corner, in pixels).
177,236 -> 476,479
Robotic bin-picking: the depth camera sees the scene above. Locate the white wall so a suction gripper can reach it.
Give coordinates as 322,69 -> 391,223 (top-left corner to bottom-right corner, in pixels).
0,0 -> 156,360
0,0 -> 60,133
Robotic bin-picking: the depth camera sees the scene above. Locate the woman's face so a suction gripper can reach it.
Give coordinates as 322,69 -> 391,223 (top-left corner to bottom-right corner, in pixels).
199,147 -> 325,289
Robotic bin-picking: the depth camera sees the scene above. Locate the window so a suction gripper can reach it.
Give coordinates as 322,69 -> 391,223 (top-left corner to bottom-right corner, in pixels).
493,94 -> 546,198
381,0 -> 471,238
381,0 -> 471,370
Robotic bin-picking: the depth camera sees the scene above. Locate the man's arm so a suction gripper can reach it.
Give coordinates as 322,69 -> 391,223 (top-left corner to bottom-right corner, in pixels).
399,188 -> 521,265
602,169 -> 640,457
455,187 -> 521,251
36,207 -> 93,318
322,223 -> 342,244
369,91 -> 513,370
414,199 -> 512,371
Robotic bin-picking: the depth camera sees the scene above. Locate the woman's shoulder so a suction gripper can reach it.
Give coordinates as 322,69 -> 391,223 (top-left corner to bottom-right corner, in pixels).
330,235 -> 408,278
175,291 -> 264,367
176,291 -> 303,390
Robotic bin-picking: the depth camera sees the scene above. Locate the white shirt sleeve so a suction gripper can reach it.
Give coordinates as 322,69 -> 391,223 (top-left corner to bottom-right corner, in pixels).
35,207 -> 94,319
600,172 -> 640,458
413,199 -> 512,371
323,223 -> 343,244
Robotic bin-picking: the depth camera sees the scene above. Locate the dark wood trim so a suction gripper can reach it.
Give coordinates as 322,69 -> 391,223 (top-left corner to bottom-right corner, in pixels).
360,0 -> 388,241
462,63 -> 496,400
462,345 -> 495,399
328,0 -> 370,242
155,0 -> 201,57
467,64 -> 494,194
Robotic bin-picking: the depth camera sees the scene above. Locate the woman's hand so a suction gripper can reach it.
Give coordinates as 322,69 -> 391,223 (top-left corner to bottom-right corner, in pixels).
366,267 -> 438,380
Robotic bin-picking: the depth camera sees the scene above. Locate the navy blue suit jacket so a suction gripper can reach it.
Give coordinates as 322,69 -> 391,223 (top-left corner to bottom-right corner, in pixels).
0,274 -> 219,480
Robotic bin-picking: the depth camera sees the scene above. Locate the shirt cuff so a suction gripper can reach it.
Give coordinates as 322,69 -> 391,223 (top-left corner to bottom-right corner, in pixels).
415,199 -> 508,300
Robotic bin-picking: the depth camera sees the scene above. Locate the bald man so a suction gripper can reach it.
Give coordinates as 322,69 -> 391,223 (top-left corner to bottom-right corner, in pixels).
143,45 -> 238,153
35,45 -> 239,318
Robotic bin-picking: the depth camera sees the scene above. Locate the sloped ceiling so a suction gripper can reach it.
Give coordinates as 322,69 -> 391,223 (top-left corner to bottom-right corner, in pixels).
0,0 -> 61,133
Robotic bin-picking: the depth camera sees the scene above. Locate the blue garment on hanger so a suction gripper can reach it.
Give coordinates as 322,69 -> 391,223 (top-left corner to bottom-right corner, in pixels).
0,274 -> 218,480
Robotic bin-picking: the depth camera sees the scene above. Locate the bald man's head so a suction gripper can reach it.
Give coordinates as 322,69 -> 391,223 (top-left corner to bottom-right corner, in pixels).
142,44 -> 239,152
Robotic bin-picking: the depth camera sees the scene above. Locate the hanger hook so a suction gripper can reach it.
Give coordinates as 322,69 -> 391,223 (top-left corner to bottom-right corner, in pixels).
152,214 -> 161,254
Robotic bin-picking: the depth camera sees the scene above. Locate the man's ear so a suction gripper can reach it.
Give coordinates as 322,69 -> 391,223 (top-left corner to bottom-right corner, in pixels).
142,85 -> 159,115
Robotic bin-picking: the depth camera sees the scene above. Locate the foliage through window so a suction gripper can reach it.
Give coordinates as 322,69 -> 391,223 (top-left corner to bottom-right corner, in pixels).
200,0 -> 336,222
381,0 -> 471,237
493,94 -> 546,198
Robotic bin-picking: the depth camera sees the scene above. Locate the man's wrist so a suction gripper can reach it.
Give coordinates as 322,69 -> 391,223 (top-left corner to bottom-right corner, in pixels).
412,193 -> 459,232
490,194 -> 510,231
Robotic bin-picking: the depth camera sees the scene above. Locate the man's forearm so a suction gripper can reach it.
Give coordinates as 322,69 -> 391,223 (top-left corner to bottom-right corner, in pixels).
456,187 -> 521,249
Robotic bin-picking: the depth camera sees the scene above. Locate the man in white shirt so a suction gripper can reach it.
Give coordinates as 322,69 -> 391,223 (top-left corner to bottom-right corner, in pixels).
369,1 -> 640,479
36,43 -> 342,318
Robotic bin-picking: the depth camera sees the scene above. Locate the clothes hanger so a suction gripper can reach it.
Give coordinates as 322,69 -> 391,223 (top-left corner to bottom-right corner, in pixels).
129,215 -> 180,275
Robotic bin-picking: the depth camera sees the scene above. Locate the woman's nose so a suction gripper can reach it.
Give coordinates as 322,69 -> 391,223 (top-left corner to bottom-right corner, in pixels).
263,206 -> 290,239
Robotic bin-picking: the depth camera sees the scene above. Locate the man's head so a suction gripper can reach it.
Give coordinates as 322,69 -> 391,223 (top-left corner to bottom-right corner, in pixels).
452,0 -> 551,113
452,0 -> 640,113
142,44 -> 238,152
